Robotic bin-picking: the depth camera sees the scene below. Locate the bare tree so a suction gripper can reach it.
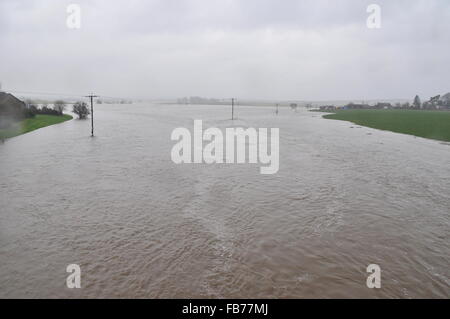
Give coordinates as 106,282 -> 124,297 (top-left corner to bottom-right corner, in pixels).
413,95 -> 421,109
72,101 -> 90,119
53,100 -> 66,115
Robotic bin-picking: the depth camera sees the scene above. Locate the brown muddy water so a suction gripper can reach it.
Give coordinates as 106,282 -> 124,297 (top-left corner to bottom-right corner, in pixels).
0,104 -> 449,298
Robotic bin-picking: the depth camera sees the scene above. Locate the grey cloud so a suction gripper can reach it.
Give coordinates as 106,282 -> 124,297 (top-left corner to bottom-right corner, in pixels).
0,0 -> 449,100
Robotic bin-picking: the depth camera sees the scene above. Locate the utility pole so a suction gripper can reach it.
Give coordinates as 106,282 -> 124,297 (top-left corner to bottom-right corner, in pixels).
85,93 -> 98,137
231,98 -> 235,120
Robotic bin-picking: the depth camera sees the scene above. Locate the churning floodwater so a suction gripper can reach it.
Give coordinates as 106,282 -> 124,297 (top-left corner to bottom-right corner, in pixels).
0,104 -> 449,298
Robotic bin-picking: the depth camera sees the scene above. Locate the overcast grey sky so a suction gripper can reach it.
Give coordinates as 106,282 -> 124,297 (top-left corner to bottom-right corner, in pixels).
0,0 -> 449,100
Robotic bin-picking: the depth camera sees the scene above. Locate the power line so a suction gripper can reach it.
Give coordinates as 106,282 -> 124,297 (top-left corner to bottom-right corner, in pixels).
6,90 -> 85,98
5,89 -> 128,101
231,98 -> 235,120
84,94 -> 98,137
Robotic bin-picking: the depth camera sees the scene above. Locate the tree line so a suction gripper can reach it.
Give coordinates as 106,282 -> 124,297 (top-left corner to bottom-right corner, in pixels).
26,100 -> 90,119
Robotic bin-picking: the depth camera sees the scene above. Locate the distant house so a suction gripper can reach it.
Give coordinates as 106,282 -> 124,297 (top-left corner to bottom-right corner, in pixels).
441,92 -> 450,102
319,105 -> 337,112
346,103 -> 371,109
375,102 -> 392,109
0,92 -> 28,128
439,92 -> 450,109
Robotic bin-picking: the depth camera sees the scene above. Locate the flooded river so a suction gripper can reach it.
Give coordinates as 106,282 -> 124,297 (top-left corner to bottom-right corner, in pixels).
0,104 -> 449,298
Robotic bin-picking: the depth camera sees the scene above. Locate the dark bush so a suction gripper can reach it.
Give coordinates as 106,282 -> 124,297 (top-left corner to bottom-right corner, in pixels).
72,102 -> 90,119
23,108 -> 36,118
53,100 -> 66,115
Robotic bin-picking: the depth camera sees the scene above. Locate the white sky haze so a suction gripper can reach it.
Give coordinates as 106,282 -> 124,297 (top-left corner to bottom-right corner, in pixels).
0,0 -> 449,100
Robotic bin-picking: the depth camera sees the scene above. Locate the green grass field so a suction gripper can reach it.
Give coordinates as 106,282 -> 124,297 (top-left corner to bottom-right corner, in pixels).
0,114 -> 73,139
323,109 -> 450,142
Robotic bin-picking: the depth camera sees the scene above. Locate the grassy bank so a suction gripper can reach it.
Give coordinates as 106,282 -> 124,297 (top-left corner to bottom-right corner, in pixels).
0,114 -> 73,139
323,109 -> 450,142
